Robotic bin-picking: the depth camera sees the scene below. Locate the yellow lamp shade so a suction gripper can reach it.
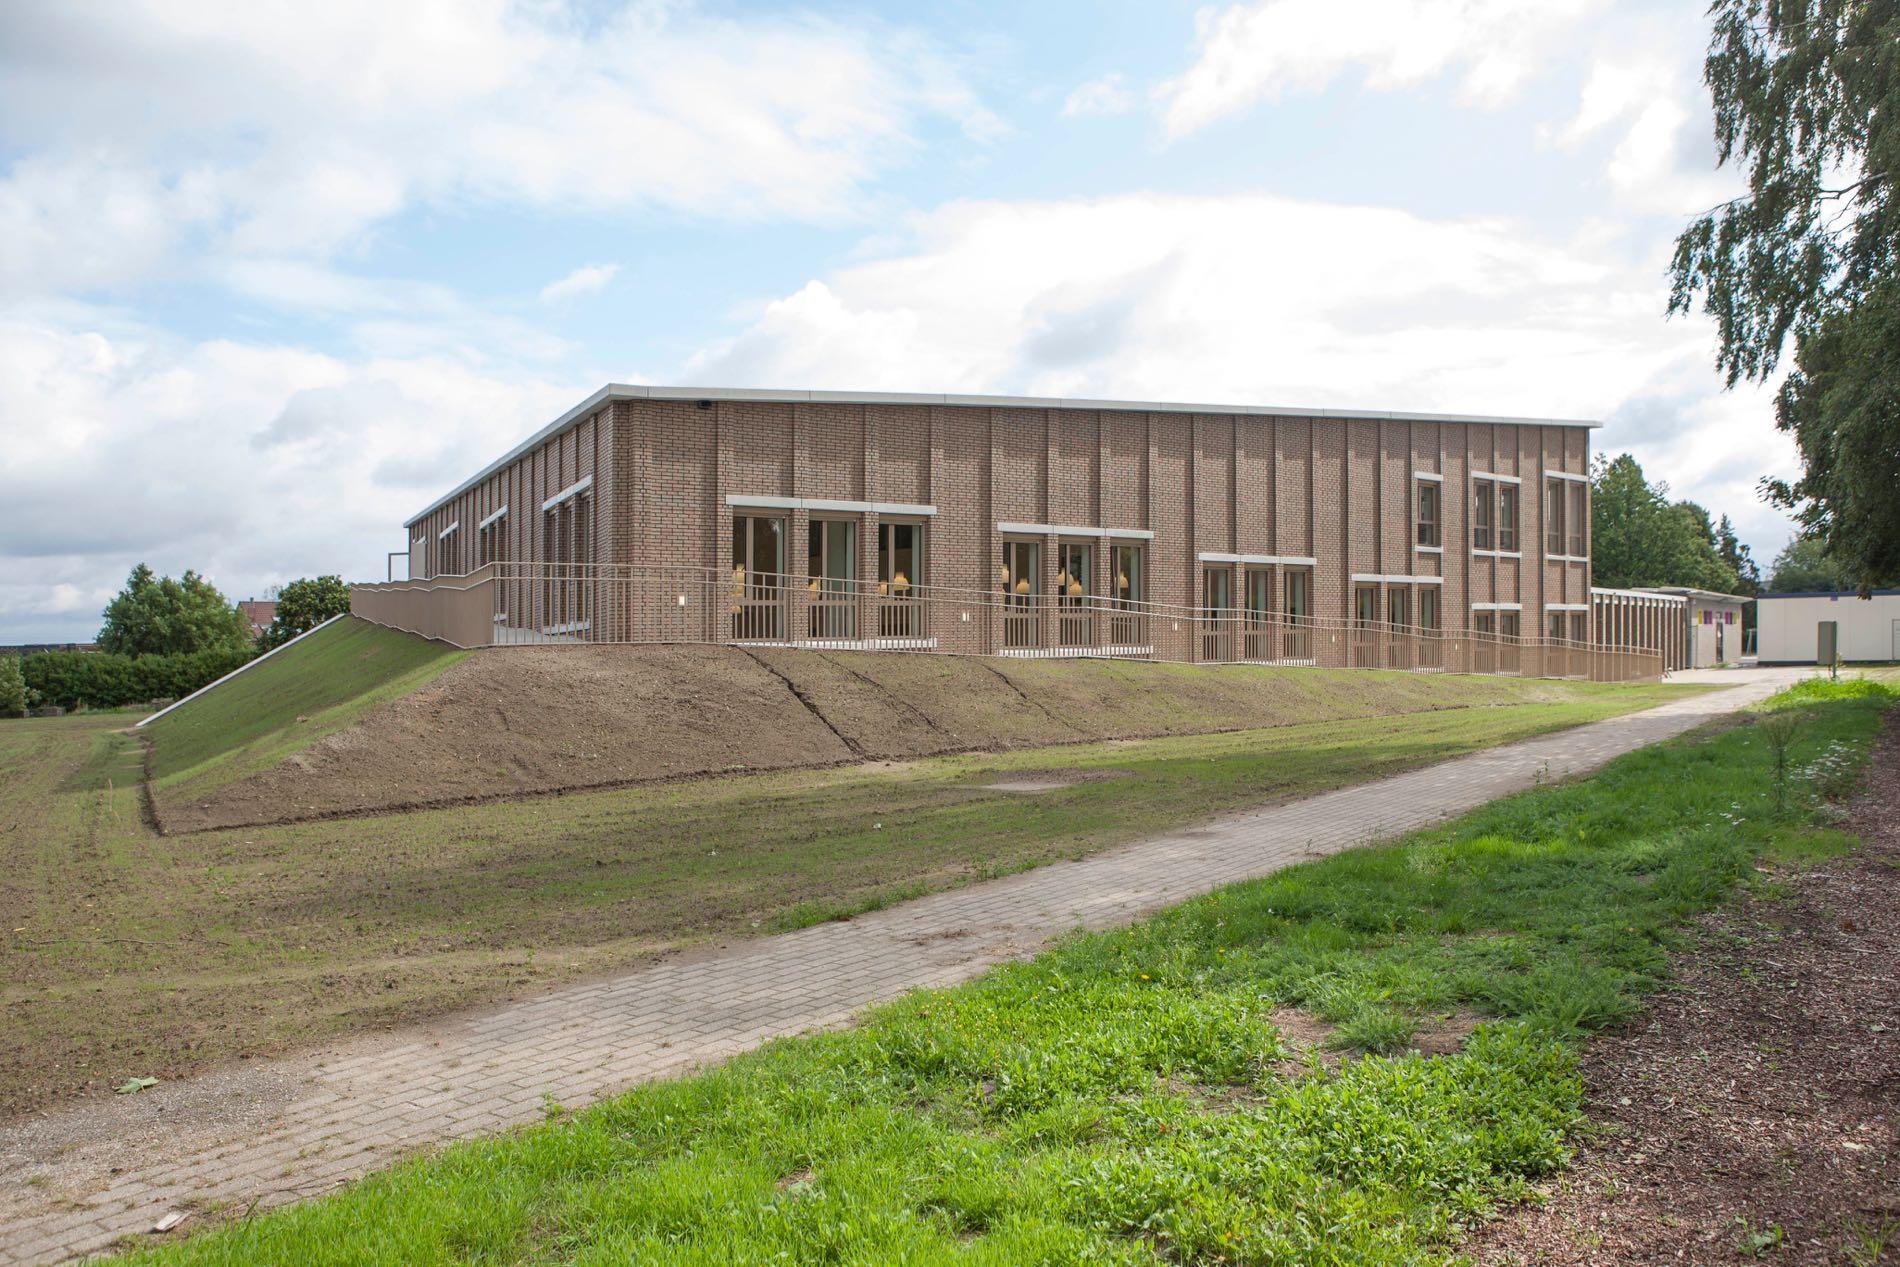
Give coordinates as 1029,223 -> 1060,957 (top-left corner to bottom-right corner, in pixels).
1015,578 -> 1030,595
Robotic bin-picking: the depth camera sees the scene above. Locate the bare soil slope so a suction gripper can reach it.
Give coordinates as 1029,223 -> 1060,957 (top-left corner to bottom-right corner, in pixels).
157,645 -> 1618,832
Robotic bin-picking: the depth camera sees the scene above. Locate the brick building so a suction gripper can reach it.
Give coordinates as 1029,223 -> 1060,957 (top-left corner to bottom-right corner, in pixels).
374,384 -> 1673,671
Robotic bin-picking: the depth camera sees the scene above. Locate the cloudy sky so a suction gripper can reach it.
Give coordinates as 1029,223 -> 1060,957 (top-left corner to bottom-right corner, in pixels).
1,0 -> 1791,644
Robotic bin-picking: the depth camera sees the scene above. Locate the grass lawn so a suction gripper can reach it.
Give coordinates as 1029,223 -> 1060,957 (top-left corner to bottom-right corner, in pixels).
142,615 -> 466,803
110,675 -> 1895,1266
0,680 -> 1694,1116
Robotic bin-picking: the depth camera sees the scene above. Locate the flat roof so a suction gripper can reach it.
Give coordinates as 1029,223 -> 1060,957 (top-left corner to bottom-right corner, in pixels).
1757,588 -> 1900,600
407,383 -> 1603,528
1637,586 -> 1756,604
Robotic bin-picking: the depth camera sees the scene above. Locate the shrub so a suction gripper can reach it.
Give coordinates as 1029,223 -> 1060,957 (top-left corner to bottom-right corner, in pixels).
0,656 -> 32,717
20,646 -> 254,710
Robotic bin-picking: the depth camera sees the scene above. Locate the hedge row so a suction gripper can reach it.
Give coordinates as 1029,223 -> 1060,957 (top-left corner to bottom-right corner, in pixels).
21,647 -> 256,711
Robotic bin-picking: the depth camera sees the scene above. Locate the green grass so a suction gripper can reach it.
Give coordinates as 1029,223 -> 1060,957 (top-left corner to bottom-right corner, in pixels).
114,677 -> 1895,1265
143,616 -> 466,798
2,683 -> 1691,1114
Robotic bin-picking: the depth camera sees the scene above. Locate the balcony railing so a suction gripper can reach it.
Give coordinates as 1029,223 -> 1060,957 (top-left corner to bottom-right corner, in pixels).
349,563 -> 1667,682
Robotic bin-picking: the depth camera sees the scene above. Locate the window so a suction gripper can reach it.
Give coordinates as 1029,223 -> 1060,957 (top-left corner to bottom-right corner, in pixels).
1203,567 -> 1232,613
1567,483 -> 1586,557
1545,480 -> 1566,556
1245,568 -> 1272,622
1418,588 -> 1439,631
1416,480 -> 1441,547
1283,570 -> 1310,619
1473,479 -> 1519,553
1548,611 -> 1567,641
1001,540 -> 1039,606
878,521 -> 923,594
1499,611 -> 1520,640
731,513 -> 784,639
1001,539 -> 1040,649
1057,542 -> 1092,608
1354,585 -> 1379,626
809,519 -> 856,588
808,518 -> 856,639
1112,544 -> 1143,605
1387,587 -> 1409,629
1473,611 -> 1496,637
477,511 -> 507,567
1570,613 -> 1588,643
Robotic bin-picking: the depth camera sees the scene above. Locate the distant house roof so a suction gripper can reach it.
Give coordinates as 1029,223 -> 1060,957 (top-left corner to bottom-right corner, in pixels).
237,600 -> 277,636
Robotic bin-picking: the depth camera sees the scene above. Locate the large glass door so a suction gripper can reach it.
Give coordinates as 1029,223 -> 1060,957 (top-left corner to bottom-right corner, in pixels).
1110,544 -> 1144,647
807,518 -> 855,639
1243,568 -> 1272,660
878,521 -> 924,638
1201,567 -> 1234,661
1282,568 -> 1312,661
1001,540 -> 1040,648
1057,542 -> 1092,647
731,514 -> 785,640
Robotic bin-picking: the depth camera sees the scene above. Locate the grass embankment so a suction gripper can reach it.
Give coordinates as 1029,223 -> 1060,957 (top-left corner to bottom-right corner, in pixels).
2,684 -> 1690,1115
114,677 -> 1894,1265
143,615 -> 465,805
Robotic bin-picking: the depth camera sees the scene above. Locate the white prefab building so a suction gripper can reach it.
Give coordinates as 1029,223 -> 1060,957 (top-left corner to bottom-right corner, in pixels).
1757,590 -> 1900,664
1637,587 -> 1753,668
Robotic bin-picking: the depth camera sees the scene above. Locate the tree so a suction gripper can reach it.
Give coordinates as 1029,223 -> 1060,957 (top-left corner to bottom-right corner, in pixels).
1590,454 -> 1744,592
1669,0 -> 1899,591
1767,534 -> 1851,590
1766,277 -> 1900,589
1715,514 -> 1763,594
96,564 -> 252,658
258,576 -> 351,650
0,656 -> 32,718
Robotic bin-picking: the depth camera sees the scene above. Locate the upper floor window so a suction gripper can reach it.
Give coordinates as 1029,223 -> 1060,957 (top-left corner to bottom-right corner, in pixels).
1415,480 -> 1441,547
1474,478 -> 1518,552
1545,478 -> 1588,557
1566,481 -> 1586,556
1545,479 -> 1566,556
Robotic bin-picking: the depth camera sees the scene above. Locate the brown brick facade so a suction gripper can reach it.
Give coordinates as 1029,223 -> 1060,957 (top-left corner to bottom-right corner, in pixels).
403,386 -> 1599,656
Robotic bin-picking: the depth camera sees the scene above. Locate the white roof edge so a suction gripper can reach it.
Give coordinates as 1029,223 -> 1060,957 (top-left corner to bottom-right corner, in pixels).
406,383 -> 1603,527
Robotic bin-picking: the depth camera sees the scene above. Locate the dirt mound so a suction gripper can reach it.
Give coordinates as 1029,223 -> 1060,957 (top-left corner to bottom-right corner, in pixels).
157,646 -> 1602,832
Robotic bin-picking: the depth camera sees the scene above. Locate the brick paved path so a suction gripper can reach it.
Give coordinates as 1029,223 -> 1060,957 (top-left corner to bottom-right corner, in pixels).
0,670 -> 1801,1264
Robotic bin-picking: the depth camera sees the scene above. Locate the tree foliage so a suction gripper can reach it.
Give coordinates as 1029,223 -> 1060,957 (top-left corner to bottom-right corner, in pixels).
0,656 -> 32,718
97,564 -> 252,658
1765,276 -> 1900,587
1767,533 -> 1852,589
259,575 -> 351,651
1669,0 -> 1899,591
1590,454 -> 1746,592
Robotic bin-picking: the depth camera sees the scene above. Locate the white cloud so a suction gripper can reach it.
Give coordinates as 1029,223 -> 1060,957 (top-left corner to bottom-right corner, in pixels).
540,263 -> 622,304
1155,0 -> 1599,139
684,191 -> 1795,544
1063,73 -> 1136,118
1545,53 -> 1737,216
0,301 -> 584,642
0,1 -> 996,296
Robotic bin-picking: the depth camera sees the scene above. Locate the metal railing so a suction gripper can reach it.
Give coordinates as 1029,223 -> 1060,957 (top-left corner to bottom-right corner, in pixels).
351,563 -> 1667,682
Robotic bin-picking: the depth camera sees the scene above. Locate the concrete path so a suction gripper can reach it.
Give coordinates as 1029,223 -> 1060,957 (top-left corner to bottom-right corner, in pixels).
0,668 -> 1804,1264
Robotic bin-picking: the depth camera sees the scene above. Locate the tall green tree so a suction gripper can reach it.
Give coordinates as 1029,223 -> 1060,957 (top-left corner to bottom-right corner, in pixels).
1669,0 -> 1900,591
97,564 -> 252,658
258,575 -> 351,650
1715,514 -> 1763,594
1766,534 -> 1852,590
1590,454 -> 1744,592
